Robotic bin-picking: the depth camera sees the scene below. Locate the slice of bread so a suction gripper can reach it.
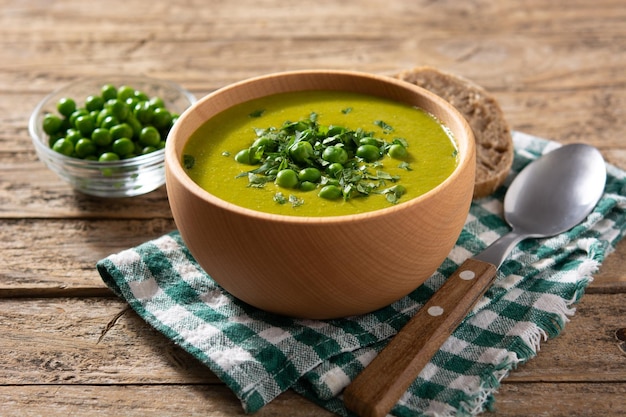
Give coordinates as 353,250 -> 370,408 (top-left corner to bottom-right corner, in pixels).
394,67 -> 513,199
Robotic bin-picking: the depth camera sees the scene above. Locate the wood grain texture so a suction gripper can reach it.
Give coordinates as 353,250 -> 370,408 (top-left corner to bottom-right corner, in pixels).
0,295 -> 620,383
0,386 -> 336,417
1,0 -> 625,415
0,294 -> 623,415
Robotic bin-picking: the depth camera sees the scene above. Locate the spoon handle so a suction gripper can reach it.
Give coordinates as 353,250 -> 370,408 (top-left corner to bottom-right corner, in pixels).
343,258 -> 497,417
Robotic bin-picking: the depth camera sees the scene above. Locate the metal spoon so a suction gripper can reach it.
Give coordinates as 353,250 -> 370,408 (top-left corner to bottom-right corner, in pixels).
344,143 -> 607,417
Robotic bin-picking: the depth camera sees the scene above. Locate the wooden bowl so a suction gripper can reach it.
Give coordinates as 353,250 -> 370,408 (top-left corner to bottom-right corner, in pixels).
165,70 -> 475,319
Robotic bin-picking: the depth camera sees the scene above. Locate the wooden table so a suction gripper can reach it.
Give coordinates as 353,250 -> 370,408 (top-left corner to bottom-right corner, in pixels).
1,0 -> 625,415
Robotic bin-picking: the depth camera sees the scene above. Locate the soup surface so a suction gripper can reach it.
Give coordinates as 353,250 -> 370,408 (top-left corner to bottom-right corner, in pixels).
183,90 -> 458,217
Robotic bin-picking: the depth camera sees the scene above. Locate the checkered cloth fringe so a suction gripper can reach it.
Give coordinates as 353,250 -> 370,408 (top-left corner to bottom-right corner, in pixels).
97,132 -> 626,417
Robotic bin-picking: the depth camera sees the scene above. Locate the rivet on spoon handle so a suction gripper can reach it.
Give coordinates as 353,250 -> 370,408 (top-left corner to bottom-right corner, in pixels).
343,258 -> 497,417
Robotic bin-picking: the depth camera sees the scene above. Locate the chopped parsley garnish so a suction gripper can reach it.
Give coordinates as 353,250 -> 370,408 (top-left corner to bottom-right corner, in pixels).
183,154 -> 195,169
232,112 -> 411,206
374,119 -> 394,133
249,109 -> 265,118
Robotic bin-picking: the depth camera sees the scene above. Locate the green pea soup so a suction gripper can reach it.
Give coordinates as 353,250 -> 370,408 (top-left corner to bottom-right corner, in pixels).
182,90 -> 458,217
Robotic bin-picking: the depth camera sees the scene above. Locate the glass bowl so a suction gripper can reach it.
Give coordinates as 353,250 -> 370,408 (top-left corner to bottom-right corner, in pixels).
29,75 -> 196,197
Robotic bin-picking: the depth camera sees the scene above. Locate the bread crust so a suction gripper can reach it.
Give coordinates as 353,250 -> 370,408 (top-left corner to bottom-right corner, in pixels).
394,67 -> 513,199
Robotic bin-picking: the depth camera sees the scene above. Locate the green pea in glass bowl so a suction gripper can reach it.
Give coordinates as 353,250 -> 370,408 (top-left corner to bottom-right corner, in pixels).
29,75 -> 196,197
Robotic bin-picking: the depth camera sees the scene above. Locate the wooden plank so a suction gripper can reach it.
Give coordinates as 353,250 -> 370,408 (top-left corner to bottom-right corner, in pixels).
593,239 -> 626,289
0,294 -> 624,386
0,170 -> 173,220
0,219 -> 177,293
0,297 -> 217,385
494,383 -> 626,416
504,293 -> 626,382
0,386 -> 335,417
0,383 -> 624,417
0,294 -> 624,416
1,219 -> 625,293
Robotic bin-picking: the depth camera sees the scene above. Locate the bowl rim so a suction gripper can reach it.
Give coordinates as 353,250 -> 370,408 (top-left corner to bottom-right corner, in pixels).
166,69 -> 475,224
29,74 -> 197,169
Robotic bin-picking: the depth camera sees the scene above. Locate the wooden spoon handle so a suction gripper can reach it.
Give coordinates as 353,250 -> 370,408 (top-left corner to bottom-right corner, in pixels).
343,258 -> 497,417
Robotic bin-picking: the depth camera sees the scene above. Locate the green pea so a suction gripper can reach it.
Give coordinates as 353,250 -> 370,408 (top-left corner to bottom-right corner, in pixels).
298,167 -> 321,183
139,126 -> 161,147
149,96 -> 165,108
96,108 -> 113,126
85,95 -> 104,112
42,83 -> 178,163
125,97 -> 139,110
69,109 -> 89,127
141,146 -> 158,155
318,184 -> 342,200
327,126 -> 346,136
388,143 -> 408,160
134,90 -> 149,101
287,120 -> 310,133
57,97 -> 76,118
275,169 -> 299,189
151,107 -> 173,130
75,114 -> 95,136
252,136 -> 275,150
234,148 -> 259,165
112,138 -> 135,156
91,128 -> 112,146
98,152 -> 120,162
359,137 -> 381,147
65,129 -> 83,145
101,84 -> 117,101
117,85 -> 135,101
326,162 -> 344,178
106,99 -> 130,121
322,146 -> 348,164
100,115 -> 119,130
52,138 -> 74,156
43,114 -> 63,135
133,101 -> 153,124
110,123 -> 134,140
75,138 -> 97,158
299,181 -> 317,192
125,113 -> 143,137
356,144 -> 381,162
289,141 -> 314,164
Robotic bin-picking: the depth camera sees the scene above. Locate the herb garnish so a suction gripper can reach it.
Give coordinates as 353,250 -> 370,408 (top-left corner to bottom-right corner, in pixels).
249,109 -> 265,118
233,112 -> 411,205
183,154 -> 195,169
273,192 -> 305,208
374,119 -> 394,134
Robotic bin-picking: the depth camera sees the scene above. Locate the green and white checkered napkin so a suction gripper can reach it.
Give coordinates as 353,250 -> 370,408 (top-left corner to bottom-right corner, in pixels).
97,132 -> 626,417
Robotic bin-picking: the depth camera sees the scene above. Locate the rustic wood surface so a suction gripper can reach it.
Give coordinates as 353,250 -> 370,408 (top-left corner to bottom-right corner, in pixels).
1,0 -> 625,416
